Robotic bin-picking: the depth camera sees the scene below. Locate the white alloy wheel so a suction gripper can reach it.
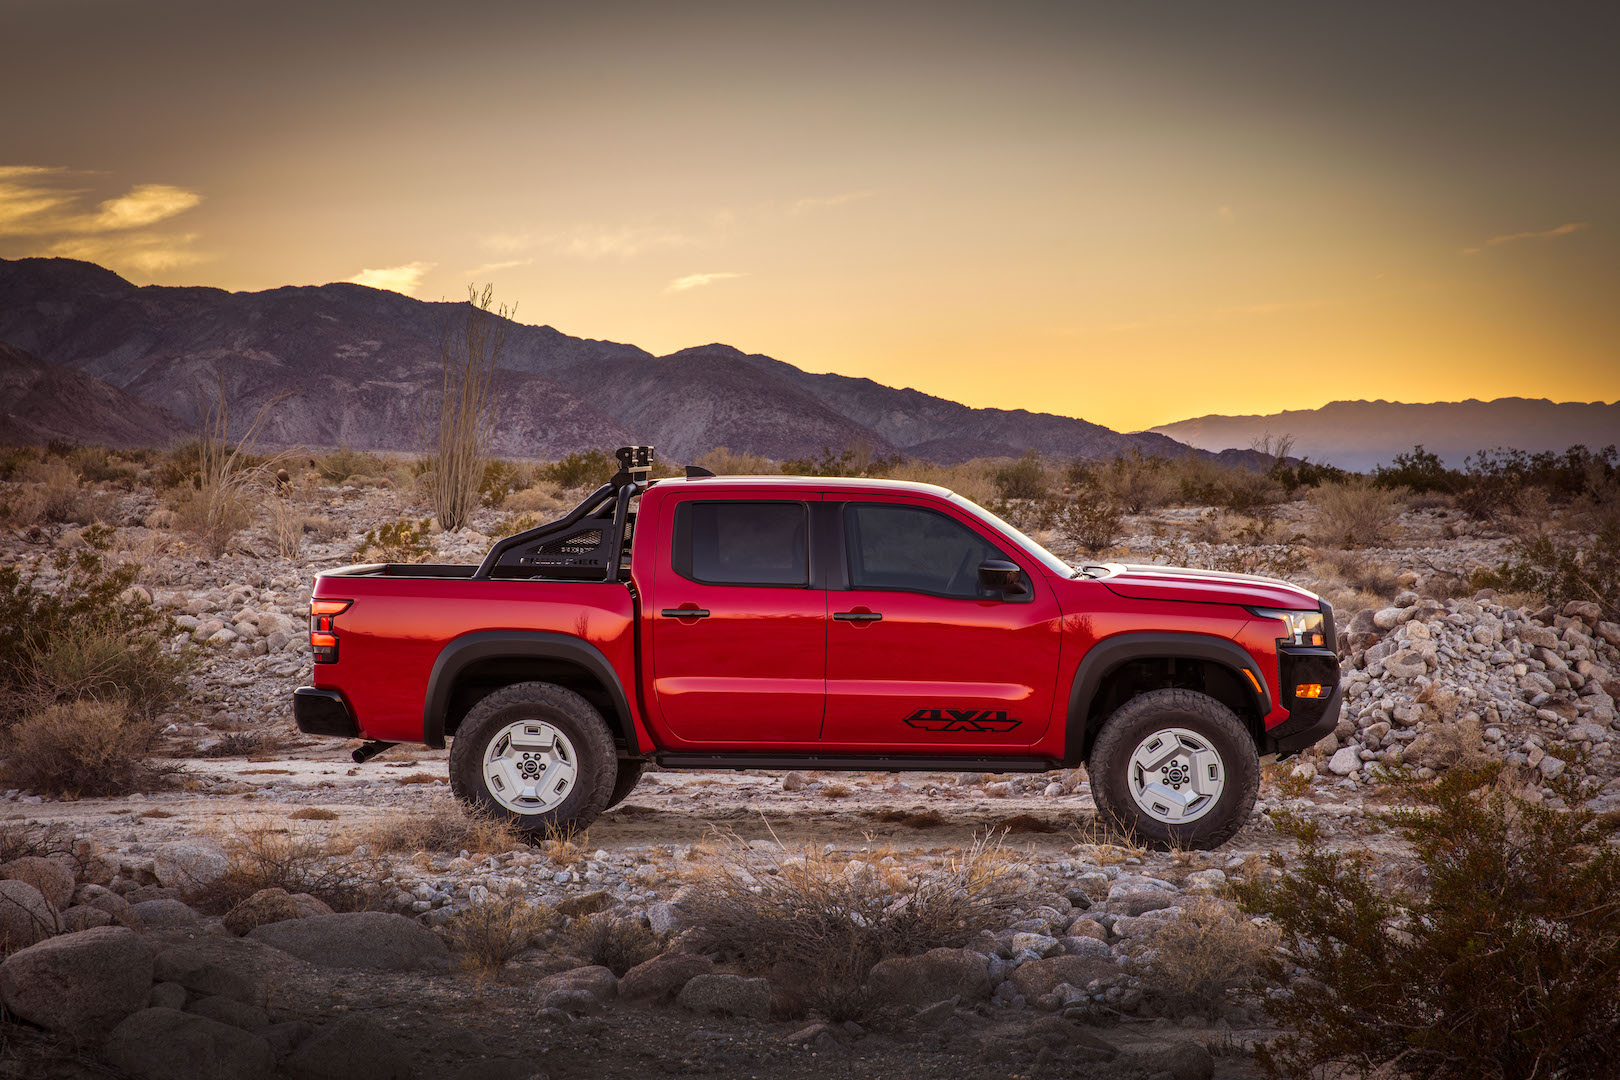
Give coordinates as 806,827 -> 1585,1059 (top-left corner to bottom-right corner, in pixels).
1126,726 -> 1225,824
481,719 -> 578,814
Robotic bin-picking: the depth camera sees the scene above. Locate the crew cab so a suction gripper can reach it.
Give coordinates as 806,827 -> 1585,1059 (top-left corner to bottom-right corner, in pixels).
294,447 -> 1341,849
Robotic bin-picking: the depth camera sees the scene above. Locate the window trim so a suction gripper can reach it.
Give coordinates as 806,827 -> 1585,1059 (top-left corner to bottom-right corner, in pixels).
840,500 -> 1033,602
671,499 -> 814,589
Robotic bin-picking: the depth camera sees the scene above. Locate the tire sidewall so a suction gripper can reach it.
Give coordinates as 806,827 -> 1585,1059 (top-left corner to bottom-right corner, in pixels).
450,688 -> 612,831
1091,691 -> 1258,849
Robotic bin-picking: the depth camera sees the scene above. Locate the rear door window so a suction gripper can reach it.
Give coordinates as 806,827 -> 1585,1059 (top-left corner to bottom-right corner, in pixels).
674,501 -> 809,586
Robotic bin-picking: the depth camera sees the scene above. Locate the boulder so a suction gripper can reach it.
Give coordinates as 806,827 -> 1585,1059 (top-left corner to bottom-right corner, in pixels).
0,926 -> 154,1034
291,893 -> 335,918
1007,955 -> 1119,1000
555,890 -> 615,918
129,898 -> 203,929
619,952 -> 713,1002
0,856 -> 76,910
248,911 -> 450,972
1106,883 -> 1176,917
283,1015 -> 414,1080
534,964 -> 618,1003
189,994 -> 270,1031
1118,1040 -> 1215,1080
223,888 -> 305,936
866,947 -> 990,1007
153,841 -> 230,893
677,973 -> 771,1020
0,878 -> 58,949
103,1008 -> 274,1080
59,904 -> 114,932
155,947 -> 262,1002
74,882 -> 132,920
1327,746 -> 1361,776
149,982 -> 188,1010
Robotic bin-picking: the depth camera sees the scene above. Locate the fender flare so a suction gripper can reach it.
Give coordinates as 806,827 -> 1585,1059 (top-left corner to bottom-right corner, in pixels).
422,630 -> 638,752
1064,631 -> 1272,764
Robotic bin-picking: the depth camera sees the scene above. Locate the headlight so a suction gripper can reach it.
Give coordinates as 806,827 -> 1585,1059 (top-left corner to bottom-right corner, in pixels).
1250,607 -> 1326,648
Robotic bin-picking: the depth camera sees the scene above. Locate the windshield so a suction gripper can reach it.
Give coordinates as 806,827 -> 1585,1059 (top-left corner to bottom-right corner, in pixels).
949,494 -> 1083,579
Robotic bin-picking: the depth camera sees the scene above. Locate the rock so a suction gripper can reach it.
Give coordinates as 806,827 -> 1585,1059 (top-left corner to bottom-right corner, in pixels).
104,1008 -> 274,1080
1061,936 -> 1113,961
260,1020 -> 317,1060
189,994 -> 270,1031
1564,600 -> 1603,623
1011,932 -> 1062,957
248,911 -> 451,971
150,981 -> 188,1010
1539,755 -> 1567,780
154,948 -> 260,1002
1372,607 -> 1407,630
1106,883 -> 1176,916
535,964 -> 618,1003
555,889 -> 615,917
129,898 -> 203,929
543,987 -> 603,1014
291,893 -> 335,918
0,879 -> 58,949
867,947 -> 990,1007
0,926 -> 154,1034
1384,650 -> 1430,679
1185,868 -> 1227,890
153,841 -> 230,892
59,904 -> 115,932
677,973 -> 772,1020
781,771 -> 807,791
1117,1040 -> 1215,1080
1328,745 -> 1361,776
74,882 -> 132,920
0,856 -> 76,910
282,1015 -> 414,1080
223,887 -> 305,935
1008,956 -> 1119,1000
619,952 -> 714,1002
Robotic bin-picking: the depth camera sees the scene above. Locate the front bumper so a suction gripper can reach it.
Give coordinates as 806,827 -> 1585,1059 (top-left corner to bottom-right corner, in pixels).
1264,646 -> 1344,757
293,687 -> 358,739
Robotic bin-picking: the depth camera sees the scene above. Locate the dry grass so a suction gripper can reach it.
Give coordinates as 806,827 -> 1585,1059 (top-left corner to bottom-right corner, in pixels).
819,782 -> 853,799
358,798 -> 526,856
1309,479 -> 1405,548
196,729 -> 291,758
681,831 -> 1025,1018
443,893 -> 556,972
693,446 -> 777,476
171,376 -> 291,555
191,819 -> 392,913
565,912 -> 669,976
0,460 -> 103,527
1134,897 -> 1279,1016
882,458 -> 997,505
1071,817 -> 1150,865
289,808 -> 339,821
1,699 -> 172,798
502,481 -> 566,515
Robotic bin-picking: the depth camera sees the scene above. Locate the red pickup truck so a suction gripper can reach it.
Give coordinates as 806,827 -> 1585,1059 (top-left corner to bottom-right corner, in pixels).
294,447 -> 1340,849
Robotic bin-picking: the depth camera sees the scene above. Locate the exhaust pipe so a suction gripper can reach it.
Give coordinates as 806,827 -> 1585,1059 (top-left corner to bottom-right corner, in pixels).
351,740 -> 397,764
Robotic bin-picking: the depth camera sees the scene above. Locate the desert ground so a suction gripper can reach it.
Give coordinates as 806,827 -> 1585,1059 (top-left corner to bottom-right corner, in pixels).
1,446 -> 1616,1080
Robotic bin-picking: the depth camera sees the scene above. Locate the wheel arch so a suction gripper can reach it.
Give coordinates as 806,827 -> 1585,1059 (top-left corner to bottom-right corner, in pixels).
1064,632 -> 1272,765
423,631 -> 639,754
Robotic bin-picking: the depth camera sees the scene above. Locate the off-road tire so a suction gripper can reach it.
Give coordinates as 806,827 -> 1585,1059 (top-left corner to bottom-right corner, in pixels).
1088,688 -> 1259,850
605,759 -> 647,810
449,681 -> 617,836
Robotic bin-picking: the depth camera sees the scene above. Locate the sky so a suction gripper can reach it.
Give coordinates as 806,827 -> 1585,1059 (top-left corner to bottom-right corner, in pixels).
1,0 -> 1617,432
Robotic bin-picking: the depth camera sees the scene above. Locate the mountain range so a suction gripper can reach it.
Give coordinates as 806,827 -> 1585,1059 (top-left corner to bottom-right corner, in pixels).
1152,399 -> 1620,472
0,257 -> 1265,466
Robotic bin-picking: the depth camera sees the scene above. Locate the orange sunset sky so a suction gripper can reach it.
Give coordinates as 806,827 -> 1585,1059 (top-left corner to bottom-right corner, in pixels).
1,0 -> 1616,432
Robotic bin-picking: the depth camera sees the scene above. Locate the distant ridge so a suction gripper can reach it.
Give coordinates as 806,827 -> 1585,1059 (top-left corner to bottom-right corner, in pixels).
1151,398 -> 1620,472
0,342 -> 179,448
0,256 -> 1273,467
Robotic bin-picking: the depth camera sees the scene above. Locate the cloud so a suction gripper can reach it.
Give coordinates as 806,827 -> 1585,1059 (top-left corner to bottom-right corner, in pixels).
1462,221 -> 1589,254
463,257 -> 533,279
547,224 -> 695,259
0,165 -> 208,274
666,271 -> 746,293
348,261 -> 436,295
789,190 -> 876,215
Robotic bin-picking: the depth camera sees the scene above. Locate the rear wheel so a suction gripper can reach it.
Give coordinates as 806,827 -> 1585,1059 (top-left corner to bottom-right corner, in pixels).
605,759 -> 647,810
449,682 -> 617,836
1088,688 -> 1259,850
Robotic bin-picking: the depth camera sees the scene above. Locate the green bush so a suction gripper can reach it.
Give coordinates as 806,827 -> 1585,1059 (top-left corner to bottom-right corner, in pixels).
0,526 -> 187,724
992,451 -> 1049,500
478,459 -> 524,508
541,449 -> 617,490
1374,445 -> 1464,494
1055,494 -> 1123,554
352,518 -> 434,563
1237,768 -> 1620,1080
1474,510 -> 1619,619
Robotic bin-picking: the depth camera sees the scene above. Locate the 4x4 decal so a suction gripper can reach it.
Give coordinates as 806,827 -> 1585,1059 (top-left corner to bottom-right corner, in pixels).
903,708 -> 1021,733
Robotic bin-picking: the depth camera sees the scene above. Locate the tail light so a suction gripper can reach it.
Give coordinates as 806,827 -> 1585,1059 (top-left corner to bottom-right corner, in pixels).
309,599 -> 352,664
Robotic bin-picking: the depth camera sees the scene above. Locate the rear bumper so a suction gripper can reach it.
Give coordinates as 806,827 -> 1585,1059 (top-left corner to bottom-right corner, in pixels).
293,687 -> 358,739
1264,645 -> 1344,757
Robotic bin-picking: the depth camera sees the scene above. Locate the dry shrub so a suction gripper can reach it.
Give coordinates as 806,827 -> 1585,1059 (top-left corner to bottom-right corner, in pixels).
1054,494 -> 1123,554
0,820 -> 76,866
1,699 -> 172,797
819,782 -> 852,799
170,379 -> 289,555
1406,714 -> 1490,774
566,912 -> 668,975
538,828 -> 589,867
196,729 -> 289,758
431,285 -> 507,531
359,798 -> 524,855
316,447 -> 384,484
443,893 -> 556,972
1310,479 -> 1405,548
503,481 -> 565,515
682,833 -> 1024,1018
1310,548 -> 1401,598
0,460 -> 101,527
352,518 -> 434,563
267,493 -> 303,559
1133,897 -> 1278,1016
693,446 -> 777,476
289,808 -> 338,821
883,459 -> 997,505
192,820 -> 390,913
1096,449 -> 1178,513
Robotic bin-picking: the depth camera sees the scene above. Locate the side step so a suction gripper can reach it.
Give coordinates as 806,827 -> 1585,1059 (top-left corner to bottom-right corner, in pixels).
654,754 -> 1062,774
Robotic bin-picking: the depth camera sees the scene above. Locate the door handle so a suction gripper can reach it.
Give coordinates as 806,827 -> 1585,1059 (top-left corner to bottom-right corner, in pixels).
661,607 -> 710,619
834,610 -> 882,623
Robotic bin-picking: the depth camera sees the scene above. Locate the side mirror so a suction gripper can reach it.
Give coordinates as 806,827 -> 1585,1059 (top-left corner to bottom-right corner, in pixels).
978,559 -> 1027,598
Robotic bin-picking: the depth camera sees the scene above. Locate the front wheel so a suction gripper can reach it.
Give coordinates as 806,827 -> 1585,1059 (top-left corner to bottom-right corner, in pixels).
1087,689 -> 1259,850
448,681 -> 618,836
